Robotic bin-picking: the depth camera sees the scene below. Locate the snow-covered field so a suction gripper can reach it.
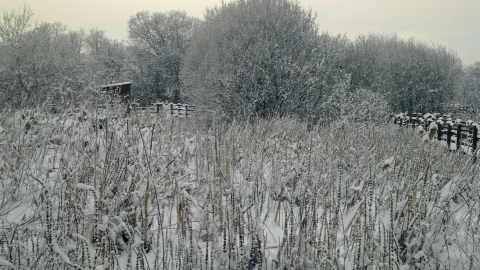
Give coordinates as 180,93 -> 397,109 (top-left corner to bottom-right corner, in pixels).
0,107 -> 479,269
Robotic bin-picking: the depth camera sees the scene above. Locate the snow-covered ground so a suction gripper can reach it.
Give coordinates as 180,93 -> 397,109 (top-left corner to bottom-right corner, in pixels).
0,108 -> 479,269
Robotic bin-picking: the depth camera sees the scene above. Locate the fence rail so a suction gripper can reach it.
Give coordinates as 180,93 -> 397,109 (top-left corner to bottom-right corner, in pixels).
129,103 -> 193,117
391,113 -> 479,154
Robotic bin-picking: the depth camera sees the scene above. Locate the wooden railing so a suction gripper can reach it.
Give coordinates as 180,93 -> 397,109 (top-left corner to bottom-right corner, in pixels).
391,113 -> 479,153
129,103 -> 194,117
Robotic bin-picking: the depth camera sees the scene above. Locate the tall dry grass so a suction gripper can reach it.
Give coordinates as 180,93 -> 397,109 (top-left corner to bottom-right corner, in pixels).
0,106 -> 478,269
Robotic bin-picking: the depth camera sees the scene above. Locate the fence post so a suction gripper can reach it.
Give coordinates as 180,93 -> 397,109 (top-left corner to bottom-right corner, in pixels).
456,124 -> 462,151
437,123 -> 442,141
185,105 -> 188,118
473,125 -> 478,152
447,124 -> 452,151
170,103 -> 174,116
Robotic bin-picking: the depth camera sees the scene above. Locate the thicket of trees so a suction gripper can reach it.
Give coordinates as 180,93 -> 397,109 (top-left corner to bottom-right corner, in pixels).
181,0 -> 323,120
0,7 -> 132,108
455,62 -> 480,114
345,34 -> 463,113
127,11 -> 198,103
0,6 -> 197,107
0,7 -> 86,107
0,1 -> 475,123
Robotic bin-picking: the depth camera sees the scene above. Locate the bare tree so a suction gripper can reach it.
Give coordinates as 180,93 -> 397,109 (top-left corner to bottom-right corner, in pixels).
128,11 -> 197,55
0,5 -> 33,106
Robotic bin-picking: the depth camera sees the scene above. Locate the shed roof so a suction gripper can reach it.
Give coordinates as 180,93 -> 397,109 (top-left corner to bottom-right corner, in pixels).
100,82 -> 131,88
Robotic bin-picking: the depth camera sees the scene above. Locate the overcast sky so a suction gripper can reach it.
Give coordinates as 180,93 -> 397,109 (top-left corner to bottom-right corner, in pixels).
3,0 -> 480,65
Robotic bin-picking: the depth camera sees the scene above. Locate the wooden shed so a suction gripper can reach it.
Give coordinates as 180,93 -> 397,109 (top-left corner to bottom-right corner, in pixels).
100,82 -> 131,104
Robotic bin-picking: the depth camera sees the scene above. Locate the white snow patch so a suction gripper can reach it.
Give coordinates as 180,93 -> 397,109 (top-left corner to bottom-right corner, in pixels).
384,156 -> 394,166
6,205 -> 33,222
414,250 -> 425,260
440,180 -> 455,199
75,183 -> 95,191
63,118 -> 74,131
72,233 -> 88,242
52,242 -> 72,264
0,257 -> 13,268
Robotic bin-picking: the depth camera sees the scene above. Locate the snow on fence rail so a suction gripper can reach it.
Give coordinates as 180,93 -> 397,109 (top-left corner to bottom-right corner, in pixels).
129,102 -> 193,117
391,113 -> 479,154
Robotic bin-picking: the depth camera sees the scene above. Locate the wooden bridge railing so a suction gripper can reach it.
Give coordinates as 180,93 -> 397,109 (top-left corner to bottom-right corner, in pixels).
391,113 -> 479,153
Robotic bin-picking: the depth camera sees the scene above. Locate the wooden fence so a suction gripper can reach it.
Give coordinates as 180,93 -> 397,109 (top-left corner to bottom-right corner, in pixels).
129,103 -> 193,117
391,113 -> 479,154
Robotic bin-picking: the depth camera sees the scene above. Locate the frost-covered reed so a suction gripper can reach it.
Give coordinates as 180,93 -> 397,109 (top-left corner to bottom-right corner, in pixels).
0,106 -> 478,269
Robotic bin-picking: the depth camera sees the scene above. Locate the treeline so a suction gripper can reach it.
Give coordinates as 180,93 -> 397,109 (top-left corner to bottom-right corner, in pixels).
0,6 -> 196,108
0,1 -> 478,123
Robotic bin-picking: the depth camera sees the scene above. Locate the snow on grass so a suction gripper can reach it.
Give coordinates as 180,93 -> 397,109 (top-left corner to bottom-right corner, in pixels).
0,257 -> 14,268
5,205 -> 34,223
75,183 -> 95,191
0,109 -> 479,269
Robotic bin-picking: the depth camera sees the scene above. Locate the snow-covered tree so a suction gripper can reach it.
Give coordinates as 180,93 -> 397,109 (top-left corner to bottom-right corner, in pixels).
345,34 -> 463,113
0,6 -> 102,108
181,0 -> 323,120
127,11 -> 198,103
455,62 -> 480,114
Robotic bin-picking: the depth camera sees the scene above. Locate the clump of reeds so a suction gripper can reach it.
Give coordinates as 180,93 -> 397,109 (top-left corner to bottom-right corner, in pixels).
1,106 -> 479,269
